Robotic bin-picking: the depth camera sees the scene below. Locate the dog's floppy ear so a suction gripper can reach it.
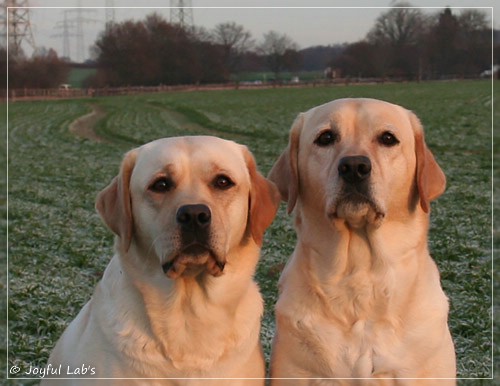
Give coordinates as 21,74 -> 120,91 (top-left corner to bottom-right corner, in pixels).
95,149 -> 137,252
243,147 -> 281,246
268,113 -> 303,214
410,112 -> 446,213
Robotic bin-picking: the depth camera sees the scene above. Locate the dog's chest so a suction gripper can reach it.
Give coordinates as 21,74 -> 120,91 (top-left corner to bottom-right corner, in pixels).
344,318 -> 399,376
116,305 -> 243,374
333,277 -> 401,374
281,268 -> 402,377
293,310 -> 399,378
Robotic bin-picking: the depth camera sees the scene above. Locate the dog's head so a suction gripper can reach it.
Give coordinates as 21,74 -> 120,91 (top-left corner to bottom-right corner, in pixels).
269,98 -> 446,229
96,136 -> 280,279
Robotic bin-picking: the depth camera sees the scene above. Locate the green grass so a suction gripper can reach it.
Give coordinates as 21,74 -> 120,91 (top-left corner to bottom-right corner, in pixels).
4,80 -> 495,383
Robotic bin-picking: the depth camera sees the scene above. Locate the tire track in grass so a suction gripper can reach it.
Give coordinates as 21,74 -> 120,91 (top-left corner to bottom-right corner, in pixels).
146,100 -> 284,173
69,104 -> 107,143
157,105 -> 212,134
147,101 -> 260,141
69,100 -> 271,145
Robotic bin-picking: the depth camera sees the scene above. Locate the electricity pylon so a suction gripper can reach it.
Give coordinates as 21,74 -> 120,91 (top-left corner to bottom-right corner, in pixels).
105,0 -> 115,27
53,1 -> 99,63
170,0 -> 194,29
1,0 -> 36,57
52,10 -> 77,60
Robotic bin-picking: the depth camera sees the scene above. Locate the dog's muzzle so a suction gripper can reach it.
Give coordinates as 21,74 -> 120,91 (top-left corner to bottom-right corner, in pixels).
337,155 -> 373,204
162,204 -> 226,279
330,156 -> 384,227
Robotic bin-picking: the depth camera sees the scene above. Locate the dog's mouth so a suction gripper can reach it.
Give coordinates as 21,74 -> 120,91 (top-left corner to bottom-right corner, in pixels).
328,189 -> 385,228
162,244 -> 226,279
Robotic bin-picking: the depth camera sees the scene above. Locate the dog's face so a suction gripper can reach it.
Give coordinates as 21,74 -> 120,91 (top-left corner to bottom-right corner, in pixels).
96,136 -> 280,279
269,98 -> 446,228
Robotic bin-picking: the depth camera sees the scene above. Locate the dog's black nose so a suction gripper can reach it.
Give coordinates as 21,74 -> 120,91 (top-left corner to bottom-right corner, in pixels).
338,156 -> 372,183
176,204 -> 211,231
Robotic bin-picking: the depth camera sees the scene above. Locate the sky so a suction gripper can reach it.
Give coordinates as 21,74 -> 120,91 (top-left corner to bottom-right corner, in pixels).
13,0 -> 500,61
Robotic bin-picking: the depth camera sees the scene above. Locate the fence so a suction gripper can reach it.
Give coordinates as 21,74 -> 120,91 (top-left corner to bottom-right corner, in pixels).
1,77 -> 423,102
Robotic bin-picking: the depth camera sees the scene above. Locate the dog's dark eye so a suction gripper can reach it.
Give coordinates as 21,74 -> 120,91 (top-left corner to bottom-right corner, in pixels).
213,175 -> 235,190
314,130 -> 339,147
149,177 -> 174,193
378,131 -> 399,147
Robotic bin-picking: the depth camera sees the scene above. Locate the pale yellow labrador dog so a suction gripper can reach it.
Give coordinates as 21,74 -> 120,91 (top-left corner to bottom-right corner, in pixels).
268,99 -> 456,385
42,136 -> 280,385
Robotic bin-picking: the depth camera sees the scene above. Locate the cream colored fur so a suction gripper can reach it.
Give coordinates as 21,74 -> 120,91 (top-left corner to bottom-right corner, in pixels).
268,99 -> 456,385
43,136 -> 280,385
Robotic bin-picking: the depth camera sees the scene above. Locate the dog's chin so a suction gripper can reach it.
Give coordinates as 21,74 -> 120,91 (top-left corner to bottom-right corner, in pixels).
329,195 -> 385,229
162,245 -> 226,279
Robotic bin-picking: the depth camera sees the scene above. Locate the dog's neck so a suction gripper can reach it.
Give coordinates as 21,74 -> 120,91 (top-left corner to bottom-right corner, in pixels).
102,241 -> 263,372
286,203 -> 432,324
119,239 -> 261,306
293,201 -> 430,267
284,207 -> 434,328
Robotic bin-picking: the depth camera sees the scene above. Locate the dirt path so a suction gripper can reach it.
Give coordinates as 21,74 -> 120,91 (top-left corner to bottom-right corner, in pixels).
69,102 -> 246,144
69,104 -> 107,143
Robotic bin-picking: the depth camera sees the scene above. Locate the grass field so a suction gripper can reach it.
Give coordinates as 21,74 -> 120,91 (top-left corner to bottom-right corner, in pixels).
4,80 -> 496,384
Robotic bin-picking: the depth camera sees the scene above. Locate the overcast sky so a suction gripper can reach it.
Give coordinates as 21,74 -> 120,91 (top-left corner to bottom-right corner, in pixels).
17,0 -> 500,61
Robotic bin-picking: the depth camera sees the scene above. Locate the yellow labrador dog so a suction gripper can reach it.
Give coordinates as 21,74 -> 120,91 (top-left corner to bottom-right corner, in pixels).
43,136 -> 280,385
268,99 -> 456,385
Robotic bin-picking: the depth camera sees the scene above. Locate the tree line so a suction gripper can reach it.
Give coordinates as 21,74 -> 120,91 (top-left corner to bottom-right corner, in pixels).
331,6 -> 493,80
1,47 -> 70,89
87,14 -> 301,87
1,3 -> 496,90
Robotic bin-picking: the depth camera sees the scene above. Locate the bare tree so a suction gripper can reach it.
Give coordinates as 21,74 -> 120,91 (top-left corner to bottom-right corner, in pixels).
258,30 -> 300,80
457,9 -> 489,33
366,2 -> 427,78
456,9 -> 491,76
211,22 -> 254,76
190,25 -> 212,43
367,2 -> 426,47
